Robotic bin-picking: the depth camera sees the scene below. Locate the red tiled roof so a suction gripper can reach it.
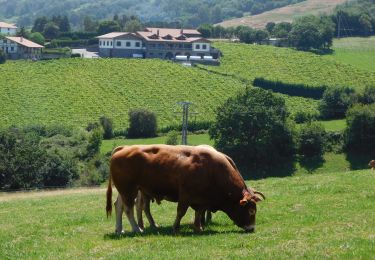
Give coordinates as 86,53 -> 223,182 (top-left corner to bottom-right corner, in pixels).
145,28 -> 201,37
0,22 -> 17,29
6,37 -> 44,48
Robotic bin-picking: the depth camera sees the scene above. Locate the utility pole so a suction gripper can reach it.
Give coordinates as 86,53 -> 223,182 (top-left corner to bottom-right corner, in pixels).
176,102 -> 192,145
337,11 -> 342,38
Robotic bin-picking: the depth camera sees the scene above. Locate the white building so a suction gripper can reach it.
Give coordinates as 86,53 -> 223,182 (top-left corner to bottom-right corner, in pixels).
0,22 -> 17,35
0,37 -> 44,59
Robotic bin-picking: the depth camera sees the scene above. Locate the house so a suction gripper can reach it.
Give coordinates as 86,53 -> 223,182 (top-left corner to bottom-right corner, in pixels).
0,22 -> 17,35
97,28 -> 220,60
0,36 -> 44,59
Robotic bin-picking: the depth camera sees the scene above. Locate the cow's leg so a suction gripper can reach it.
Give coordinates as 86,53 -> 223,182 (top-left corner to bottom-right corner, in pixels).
114,195 -> 124,234
143,194 -> 158,228
194,209 -> 205,232
136,191 -> 144,230
173,203 -> 189,232
121,193 -> 143,233
206,211 -> 212,224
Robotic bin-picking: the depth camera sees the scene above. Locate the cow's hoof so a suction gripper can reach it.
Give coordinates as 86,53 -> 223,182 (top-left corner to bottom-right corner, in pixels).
150,223 -> 159,229
115,230 -> 125,235
133,227 -> 144,233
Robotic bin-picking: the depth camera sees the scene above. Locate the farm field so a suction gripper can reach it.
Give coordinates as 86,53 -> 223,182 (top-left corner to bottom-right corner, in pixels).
217,0 -> 347,28
100,133 -> 214,154
0,57 -> 316,130
1,170 -> 374,258
204,42 -> 375,90
330,37 -> 375,71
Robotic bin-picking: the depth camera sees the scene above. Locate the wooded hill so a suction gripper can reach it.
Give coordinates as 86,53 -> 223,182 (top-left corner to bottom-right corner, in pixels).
0,0 -> 304,28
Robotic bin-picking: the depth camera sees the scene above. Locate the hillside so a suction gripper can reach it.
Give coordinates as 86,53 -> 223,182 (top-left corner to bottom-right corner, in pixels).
217,0 -> 347,28
0,0 -> 304,28
1,170 -> 374,258
2,43 -> 375,130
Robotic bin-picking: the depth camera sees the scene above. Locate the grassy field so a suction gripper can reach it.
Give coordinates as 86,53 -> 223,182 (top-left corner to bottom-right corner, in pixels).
100,134 -> 214,154
1,170 -> 374,258
2,42 -> 374,130
331,37 -> 375,71
217,0 -> 347,28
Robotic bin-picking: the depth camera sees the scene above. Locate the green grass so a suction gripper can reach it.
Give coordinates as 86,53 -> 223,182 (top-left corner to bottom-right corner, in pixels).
100,134 -> 214,154
1,170 -> 374,258
331,37 -> 375,71
320,119 -> 346,132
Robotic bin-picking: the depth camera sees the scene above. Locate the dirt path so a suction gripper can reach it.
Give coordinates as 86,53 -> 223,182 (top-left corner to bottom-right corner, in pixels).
0,187 -> 106,202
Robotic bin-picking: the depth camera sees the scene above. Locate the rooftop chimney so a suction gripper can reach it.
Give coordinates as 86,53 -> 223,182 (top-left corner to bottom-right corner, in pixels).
20,36 -> 23,42
180,28 -> 183,34
157,29 -> 159,36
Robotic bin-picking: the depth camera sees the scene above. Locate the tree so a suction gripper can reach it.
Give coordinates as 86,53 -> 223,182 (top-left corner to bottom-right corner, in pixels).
289,15 -> 334,50
0,50 -> 6,64
32,16 -> 48,33
297,122 -> 326,157
97,21 -> 121,35
59,15 -> 71,32
127,109 -> 157,138
209,87 -> 295,169
319,87 -> 357,119
359,14 -> 373,36
198,24 -> 213,38
265,22 -> 276,33
238,26 -> 256,43
29,32 -> 45,45
99,115 -> 113,139
43,22 -> 60,39
124,19 -> 143,33
345,103 -> 375,152
83,16 -> 98,32
16,26 -> 29,38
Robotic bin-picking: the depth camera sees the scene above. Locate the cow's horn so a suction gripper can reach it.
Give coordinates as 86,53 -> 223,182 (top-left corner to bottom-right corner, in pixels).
254,191 -> 266,200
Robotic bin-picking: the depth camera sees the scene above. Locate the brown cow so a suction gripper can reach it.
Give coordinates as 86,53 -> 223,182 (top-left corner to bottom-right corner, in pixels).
369,160 -> 375,170
106,145 -> 264,233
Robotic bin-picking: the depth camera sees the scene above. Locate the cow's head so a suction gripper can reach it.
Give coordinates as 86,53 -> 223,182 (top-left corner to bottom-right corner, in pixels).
227,189 -> 265,233
369,160 -> 375,169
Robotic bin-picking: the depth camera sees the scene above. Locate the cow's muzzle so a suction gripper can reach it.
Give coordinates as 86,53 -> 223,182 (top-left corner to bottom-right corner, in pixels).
243,225 -> 255,233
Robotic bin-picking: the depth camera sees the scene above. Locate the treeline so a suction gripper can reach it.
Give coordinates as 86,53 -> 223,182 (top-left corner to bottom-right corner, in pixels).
1,0 -> 304,28
198,15 -> 335,51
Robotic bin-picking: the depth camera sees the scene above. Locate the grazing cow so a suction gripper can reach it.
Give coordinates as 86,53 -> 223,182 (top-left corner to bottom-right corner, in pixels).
369,160 -> 375,170
106,145 -> 264,233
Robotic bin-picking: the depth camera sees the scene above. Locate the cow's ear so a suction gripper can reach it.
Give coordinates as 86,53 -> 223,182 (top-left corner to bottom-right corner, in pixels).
239,198 -> 248,206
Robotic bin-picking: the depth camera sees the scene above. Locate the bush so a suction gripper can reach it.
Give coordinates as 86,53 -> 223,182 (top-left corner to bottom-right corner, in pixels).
345,103 -> 375,152
293,110 -> 319,124
297,122 -> 326,157
165,131 -> 179,145
127,109 -> 157,138
0,50 -> 6,64
319,87 -> 357,119
209,87 -> 295,169
359,86 -> 375,105
99,115 -> 113,139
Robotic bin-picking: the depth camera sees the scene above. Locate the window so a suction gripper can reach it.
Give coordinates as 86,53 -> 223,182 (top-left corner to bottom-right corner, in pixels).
126,41 -> 131,47
110,41 -> 113,46
135,42 -> 140,47
202,44 -> 207,50
10,46 -> 14,52
99,41 -> 102,46
107,41 -> 109,46
116,41 -> 121,47
196,44 -> 200,49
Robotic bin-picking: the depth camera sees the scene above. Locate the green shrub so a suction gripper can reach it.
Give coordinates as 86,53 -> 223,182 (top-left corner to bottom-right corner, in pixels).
359,86 -> 375,105
297,122 -> 326,157
99,115 -> 113,139
209,87 -> 295,169
165,131 -> 179,145
293,110 -> 319,124
345,103 -> 375,152
319,87 -> 357,119
127,109 -> 157,138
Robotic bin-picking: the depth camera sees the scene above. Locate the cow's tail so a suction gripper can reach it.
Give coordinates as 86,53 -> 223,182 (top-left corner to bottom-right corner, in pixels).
106,173 -> 112,218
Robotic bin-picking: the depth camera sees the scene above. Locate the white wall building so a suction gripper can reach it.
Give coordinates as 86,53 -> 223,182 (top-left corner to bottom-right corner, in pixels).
0,22 -> 17,35
0,37 -> 44,59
